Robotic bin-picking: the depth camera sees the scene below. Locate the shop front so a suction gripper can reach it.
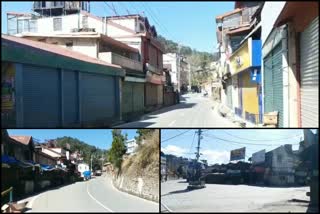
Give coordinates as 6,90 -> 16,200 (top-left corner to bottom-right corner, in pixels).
145,71 -> 165,111
230,37 -> 262,124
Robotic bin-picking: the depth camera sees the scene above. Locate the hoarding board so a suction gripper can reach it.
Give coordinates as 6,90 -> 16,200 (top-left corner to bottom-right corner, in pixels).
230,147 -> 245,161
252,149 -> 265,165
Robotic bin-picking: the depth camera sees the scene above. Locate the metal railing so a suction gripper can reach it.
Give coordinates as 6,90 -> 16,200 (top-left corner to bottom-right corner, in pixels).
1,187 -> 13,203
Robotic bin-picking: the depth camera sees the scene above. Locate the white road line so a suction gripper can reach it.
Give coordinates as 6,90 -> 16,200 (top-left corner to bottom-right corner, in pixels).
161,202 -> 173,213
87,180 -> 114,212
168,120 -> 176,127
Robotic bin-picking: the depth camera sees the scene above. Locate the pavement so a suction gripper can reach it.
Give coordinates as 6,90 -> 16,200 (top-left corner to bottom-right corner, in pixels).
117,93 -> 239,128
161,179 -> 310,212
19,175 -> 159,212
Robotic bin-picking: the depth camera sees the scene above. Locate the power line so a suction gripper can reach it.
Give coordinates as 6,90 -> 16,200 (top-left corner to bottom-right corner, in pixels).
104,2 -> 118,16
220,130 -> 303,142
203,133 -> 300,147
161,130 -> 191,143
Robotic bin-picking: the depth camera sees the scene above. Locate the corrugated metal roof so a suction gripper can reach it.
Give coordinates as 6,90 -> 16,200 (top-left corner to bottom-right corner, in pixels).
2,34 -> 122,69
9,136 -> 32,145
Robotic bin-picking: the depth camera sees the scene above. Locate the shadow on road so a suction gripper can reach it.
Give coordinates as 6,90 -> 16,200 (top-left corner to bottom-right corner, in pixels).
162,187 -> 201,197
177,181 -> 188,183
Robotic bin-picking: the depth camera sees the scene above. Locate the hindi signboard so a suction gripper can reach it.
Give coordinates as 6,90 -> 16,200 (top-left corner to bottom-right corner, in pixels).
252,149 -> 265,165
230,147 -> 245,161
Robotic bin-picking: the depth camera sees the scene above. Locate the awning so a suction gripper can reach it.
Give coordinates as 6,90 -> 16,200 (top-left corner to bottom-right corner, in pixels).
274,2 -> 319,32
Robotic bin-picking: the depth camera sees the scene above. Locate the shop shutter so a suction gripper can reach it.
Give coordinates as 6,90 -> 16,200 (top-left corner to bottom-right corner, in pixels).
300,17 -> 319,127
81,73 -> 115,123
22,65 -> 60,127
226,78 -> 233,109
133,83 -> 144,113
122,81 -> 134,118
62,70 -> 78,125
263,43 -> 283,127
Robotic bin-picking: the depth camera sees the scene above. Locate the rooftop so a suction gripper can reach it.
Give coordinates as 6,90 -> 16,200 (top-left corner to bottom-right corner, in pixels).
9,135 -> 32,145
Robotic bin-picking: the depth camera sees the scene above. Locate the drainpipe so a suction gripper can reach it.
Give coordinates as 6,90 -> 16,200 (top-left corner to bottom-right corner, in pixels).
281,24 -> 289,127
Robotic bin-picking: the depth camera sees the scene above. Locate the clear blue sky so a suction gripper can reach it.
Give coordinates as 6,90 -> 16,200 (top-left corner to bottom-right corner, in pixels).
7,129 -> 138,150
1,1 -> 234,52
161,129 -> 311,164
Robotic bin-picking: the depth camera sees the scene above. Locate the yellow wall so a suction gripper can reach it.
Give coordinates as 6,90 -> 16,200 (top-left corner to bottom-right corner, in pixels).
229,40 -> 251,75
241,70 -> 259,115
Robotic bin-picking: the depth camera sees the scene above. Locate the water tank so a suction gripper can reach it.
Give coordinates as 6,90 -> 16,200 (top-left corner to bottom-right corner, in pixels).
33,1 -> 90,17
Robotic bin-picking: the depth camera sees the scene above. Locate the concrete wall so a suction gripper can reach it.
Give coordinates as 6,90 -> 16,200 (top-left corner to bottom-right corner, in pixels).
113,174 -> 159,202
106,18 -> 136,37
270,145 -> 295,185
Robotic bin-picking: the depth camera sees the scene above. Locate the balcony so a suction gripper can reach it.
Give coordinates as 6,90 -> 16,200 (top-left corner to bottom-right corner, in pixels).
99,52 -> 143,72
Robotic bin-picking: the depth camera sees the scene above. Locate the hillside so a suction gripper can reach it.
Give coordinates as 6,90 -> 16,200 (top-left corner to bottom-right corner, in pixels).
113,129 -> 160,202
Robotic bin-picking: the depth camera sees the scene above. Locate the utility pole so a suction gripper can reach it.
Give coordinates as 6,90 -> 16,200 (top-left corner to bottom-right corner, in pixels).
196,129 -> 202,162
90,155 -> 93,172
188,63 -> 191,91
177,44 -> 181,92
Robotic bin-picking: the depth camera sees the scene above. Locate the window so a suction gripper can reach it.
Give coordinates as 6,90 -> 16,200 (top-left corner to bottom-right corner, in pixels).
41,1 -> 46,8
277,155 -> 282,163
82,16 -> 88,28
29,19 -> 37,32
53,18 -> 62,31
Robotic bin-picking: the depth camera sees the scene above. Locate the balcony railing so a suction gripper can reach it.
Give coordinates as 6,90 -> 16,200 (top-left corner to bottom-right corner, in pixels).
99,52 -> 143,72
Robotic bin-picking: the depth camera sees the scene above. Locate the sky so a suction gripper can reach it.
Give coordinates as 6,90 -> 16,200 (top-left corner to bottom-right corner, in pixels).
160,129 -> 315,165
1,1 -> 234,52
7,129 -> 138,150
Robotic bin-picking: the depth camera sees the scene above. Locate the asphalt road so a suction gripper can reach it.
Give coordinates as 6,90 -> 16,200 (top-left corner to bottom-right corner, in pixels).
161,179 -> 310,212
117,93 -> 238,128
26,175 -> 159,212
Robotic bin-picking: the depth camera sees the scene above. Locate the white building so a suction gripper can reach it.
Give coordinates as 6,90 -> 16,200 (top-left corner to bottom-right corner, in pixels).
126,139 -> 138,155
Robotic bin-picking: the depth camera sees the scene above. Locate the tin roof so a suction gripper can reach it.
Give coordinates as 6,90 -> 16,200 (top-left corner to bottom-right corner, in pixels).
9,136 -> 32,145
2,34 -> 121,69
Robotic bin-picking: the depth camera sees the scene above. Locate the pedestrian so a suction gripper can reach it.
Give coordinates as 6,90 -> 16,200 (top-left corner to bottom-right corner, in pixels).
175,89 -> 180,104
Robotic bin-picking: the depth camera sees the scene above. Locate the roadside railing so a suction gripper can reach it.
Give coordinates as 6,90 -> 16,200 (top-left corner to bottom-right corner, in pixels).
1,187 -> 13,203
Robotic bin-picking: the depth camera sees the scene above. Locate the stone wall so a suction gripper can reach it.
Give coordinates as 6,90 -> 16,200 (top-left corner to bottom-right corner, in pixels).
113,173 -> 159,202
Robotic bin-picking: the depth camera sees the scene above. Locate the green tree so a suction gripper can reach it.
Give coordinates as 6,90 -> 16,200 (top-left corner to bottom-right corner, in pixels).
108,130 -> 127,172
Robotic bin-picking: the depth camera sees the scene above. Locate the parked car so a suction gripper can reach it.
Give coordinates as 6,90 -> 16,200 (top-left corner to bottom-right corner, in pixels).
95,170 -> 102,176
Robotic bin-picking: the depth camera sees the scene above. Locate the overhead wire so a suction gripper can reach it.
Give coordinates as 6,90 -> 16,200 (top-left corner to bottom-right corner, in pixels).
220,130 -> 303,142
161,130 -> 191,143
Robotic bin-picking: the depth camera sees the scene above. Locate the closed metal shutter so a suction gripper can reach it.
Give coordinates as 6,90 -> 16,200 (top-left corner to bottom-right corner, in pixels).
300,17 -> 319,127
146,83 -> 158,106
263,43 -> 283,127
226,78 -> 233,109
122,81 -> 134,117
22,65 -> 60,127
62,70 -> 78,125
133,83 -> 144,113
81,73 -> 115,123
122,82 -> 145,119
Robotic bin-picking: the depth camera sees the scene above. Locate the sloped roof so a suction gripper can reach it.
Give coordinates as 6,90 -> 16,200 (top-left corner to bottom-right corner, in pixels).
2,34 -> 120,69
9,136 -> 32,145
216,8 -> 242,21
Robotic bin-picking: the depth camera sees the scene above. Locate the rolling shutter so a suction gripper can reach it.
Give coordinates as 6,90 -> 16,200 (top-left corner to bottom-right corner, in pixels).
300,17 -> 319,127
81,73 -> 116,123
22,65 -> 60,127
62,70 -> 78,126
263,43 -> 283,127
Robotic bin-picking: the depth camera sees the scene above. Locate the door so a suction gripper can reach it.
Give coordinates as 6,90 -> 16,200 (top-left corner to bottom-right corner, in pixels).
300,17 -> 319,127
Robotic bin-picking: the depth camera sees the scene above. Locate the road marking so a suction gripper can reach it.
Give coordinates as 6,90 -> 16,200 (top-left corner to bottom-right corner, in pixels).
109,176 -> 159,206
87,180 -> 113,212
168,120 -> 176,127
161,202 -> 173,213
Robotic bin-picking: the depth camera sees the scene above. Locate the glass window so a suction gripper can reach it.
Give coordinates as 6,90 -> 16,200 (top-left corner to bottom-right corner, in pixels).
53,18 -> 62,31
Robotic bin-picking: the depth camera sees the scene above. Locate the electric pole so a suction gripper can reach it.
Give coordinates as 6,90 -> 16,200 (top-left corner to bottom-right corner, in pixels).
177,44 -> 181,92
196,129 -> 202,162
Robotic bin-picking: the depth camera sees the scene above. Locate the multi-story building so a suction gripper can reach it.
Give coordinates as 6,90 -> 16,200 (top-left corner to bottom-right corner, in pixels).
105,14 -> 165,111
5,2 -> 151,122
215,1 -> 262,123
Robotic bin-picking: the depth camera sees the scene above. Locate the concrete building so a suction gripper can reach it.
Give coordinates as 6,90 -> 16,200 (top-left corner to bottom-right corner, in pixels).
105,15 -> 165,111
6,6 -> 147,122
2,35 -> 124,127
215,1 -> 262,118
262,2 -> 319,127
265,144 -> 298,186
